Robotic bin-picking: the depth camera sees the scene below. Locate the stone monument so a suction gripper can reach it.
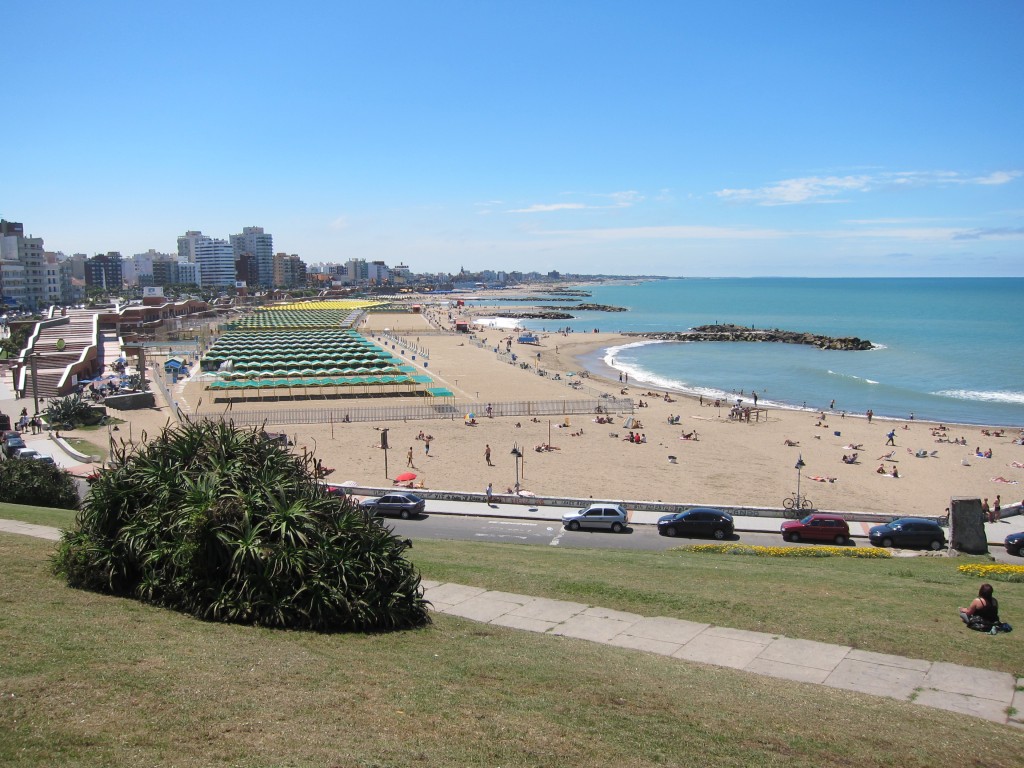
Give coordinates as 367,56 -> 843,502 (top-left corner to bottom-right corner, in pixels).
949,497 -> 988,554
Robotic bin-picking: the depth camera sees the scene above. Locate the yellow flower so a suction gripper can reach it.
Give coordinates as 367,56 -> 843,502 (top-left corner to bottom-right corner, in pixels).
676,544 -> 890,559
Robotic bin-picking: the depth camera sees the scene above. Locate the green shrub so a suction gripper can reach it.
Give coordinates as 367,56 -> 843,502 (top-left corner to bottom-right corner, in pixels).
44,393 -> 95,428
0,459 -> 80,509
53,419 -> 430,632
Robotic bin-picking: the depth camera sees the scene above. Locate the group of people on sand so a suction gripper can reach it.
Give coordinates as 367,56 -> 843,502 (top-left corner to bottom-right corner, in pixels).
876,463 -> 900,478
623,431 -> 646,444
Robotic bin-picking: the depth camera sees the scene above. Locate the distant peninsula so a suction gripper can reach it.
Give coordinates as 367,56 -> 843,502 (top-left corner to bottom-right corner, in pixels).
625,324 -> 873,350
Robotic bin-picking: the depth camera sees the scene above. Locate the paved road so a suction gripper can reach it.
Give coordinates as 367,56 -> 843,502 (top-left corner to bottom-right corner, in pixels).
388,513 -> 834,551
385,511 -> 1024,562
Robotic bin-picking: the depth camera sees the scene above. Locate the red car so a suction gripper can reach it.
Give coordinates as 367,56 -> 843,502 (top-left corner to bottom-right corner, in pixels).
780,513 -> 850,545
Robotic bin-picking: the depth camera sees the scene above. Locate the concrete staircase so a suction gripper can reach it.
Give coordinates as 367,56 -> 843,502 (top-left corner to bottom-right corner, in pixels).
20,311 -> 99,403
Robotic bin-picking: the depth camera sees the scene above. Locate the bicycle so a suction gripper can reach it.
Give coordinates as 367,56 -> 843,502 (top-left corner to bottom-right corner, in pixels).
782,494 -> 813,518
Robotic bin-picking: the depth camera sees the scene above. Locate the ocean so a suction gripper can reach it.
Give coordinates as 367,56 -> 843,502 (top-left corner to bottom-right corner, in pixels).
477,278 -> 1024,427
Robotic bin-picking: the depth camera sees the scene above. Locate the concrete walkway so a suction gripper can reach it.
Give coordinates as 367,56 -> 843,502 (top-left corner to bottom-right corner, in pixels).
425,580 -> 1023,727
2,518 -> 1021,727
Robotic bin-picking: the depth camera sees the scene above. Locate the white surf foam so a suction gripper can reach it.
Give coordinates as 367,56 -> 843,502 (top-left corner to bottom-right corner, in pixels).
934,389 -> 1024,405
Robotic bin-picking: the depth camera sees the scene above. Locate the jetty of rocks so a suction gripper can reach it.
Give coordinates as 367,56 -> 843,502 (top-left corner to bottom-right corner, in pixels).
626,324 -> 873,350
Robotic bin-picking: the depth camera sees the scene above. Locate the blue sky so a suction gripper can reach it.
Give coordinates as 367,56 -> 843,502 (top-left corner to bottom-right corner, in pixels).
4,1 -> 1022,276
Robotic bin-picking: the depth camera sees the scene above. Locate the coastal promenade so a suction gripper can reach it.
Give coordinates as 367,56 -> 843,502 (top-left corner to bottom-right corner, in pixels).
2,517 -> 1021,727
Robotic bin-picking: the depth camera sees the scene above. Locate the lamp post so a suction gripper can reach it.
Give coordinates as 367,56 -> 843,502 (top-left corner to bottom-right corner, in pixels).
510,443 -> 523,493
29,352 -> 40,415
795,454 -> 805,507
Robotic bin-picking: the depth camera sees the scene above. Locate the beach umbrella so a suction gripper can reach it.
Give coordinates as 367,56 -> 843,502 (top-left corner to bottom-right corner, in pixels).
394,472 -> 416,483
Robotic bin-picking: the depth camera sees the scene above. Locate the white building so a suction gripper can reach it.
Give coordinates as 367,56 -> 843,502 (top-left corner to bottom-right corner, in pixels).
177,231 -> 234,287
0,220 -> 45,310
124,249 -> 171,286
193,237 -> 235,287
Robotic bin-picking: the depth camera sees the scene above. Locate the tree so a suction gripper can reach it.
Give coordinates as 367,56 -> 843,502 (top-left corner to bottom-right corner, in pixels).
53,419 -> 430,632
0,459 -> 79,509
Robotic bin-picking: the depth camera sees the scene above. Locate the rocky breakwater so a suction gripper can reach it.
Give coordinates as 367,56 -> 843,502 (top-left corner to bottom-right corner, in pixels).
487,309 -> 575,320
626,324 -> 873,350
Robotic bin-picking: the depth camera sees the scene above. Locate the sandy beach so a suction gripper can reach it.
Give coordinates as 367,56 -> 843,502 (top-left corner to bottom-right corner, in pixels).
85,302 -> 1019,520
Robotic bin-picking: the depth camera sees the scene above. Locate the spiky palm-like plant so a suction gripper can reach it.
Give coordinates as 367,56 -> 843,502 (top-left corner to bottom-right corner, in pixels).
53,419 -> 430,632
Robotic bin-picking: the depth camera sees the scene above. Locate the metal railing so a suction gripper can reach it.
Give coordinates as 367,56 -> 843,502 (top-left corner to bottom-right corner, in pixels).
195,396 -> 634,427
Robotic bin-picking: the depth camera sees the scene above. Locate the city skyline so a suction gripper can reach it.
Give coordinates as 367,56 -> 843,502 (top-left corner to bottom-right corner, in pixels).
4,2 -> 1022,277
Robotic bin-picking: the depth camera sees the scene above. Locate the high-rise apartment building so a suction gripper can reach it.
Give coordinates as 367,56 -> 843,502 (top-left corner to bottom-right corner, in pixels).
0,220 -> 46,309
84,252 -> 124,291
125,249 -> 171,287
230,226 -> 273,288
177,230 -> 235,287
194,237 -> 235,287
272,252 -> 307,289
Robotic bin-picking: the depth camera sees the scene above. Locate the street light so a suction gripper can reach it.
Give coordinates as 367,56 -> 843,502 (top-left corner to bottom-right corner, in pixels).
510,443 -> 523,493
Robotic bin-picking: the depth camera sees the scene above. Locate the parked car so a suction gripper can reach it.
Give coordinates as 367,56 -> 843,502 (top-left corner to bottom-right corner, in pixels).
562,503 -> 629,532
12,447 -> 41,461
869,518 -> 946,550
28,452 -> 57,466
657,508 -> 734,539
3,434 -> 26,458
359,492 -> 425,520
1004,531 -> 1024,558
780,513 -> 850,545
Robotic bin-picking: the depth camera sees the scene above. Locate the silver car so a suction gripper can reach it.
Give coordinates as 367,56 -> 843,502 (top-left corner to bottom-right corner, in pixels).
562,503 -> 629,532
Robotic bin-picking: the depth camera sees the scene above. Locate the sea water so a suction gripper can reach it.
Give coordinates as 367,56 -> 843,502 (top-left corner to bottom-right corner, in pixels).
503,278 -> 1023,427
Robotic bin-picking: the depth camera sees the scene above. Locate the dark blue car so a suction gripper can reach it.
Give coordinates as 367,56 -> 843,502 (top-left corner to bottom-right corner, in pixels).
1005,531 -> 1024,558
869,518 -> 946,550
657,508 -> 734,540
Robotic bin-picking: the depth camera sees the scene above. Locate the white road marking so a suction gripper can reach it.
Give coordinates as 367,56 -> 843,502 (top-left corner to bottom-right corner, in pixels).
473,533 -> 529,540
549,527 -> 567,546
485,521 -> 538,527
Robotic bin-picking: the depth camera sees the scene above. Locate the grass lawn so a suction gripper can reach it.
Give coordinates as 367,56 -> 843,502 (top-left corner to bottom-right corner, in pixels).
0,533 -> 1021,767
0,501 -> 77,530
407,540 -> 1023,677
62,436 -> 106,461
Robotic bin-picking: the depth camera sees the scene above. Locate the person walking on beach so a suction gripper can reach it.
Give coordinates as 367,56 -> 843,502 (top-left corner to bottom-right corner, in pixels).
752,391 -> 758,406
485,444 -> 493,466
486,483 -> 493,505
867,409 -> 873,424
424,440 -> 430,457
992,495 -> 1001,523
886,429 -> 895,446
406,446 -> 414,467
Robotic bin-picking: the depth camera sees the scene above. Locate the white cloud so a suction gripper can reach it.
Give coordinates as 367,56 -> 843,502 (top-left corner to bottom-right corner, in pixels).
328,215 -> 350,230
541,225 -> 785,241
717,175 -> 871,205
717,169 -> 1021,205
952,225 -> 1024,240
507,190 -> 645,214
973,171 -> 1021,185
507,202 -> 589,214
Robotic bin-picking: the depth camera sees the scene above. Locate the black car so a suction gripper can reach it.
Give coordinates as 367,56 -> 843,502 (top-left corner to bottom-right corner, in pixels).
359,492 -> 425,520
1005,531 -> 1024,558
869,518 -> 946,550
657,508 -> 734,540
